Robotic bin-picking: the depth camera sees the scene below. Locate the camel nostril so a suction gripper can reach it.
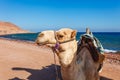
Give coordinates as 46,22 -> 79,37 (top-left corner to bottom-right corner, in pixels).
37,42 -> 39,45
35,40 -> 40,45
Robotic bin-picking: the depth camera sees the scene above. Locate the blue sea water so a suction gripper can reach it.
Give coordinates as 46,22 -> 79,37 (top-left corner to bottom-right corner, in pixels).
0,32 -> 120,51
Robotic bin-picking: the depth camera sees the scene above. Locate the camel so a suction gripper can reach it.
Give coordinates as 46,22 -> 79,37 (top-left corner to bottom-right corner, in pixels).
36,28 -> 105,80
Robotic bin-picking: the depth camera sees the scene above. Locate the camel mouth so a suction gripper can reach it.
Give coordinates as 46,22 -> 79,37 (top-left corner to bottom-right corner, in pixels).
36,42 -> 46,46
35,39 -> 48,46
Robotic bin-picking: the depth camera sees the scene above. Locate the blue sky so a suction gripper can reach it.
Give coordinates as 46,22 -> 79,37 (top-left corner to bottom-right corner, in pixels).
0,0 -> 120,32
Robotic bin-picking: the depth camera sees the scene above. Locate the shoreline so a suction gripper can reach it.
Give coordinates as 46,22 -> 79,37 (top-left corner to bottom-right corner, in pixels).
0,37 -> 120,52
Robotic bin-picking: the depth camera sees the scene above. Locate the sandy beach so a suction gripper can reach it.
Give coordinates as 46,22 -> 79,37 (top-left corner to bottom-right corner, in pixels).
0,38 -> 120,80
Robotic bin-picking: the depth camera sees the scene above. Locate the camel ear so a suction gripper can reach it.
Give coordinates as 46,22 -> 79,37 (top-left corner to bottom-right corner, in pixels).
71,30 -> 77,38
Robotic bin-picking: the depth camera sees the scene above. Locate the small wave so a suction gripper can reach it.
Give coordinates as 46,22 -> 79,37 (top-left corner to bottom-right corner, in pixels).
104,49 -> 117,53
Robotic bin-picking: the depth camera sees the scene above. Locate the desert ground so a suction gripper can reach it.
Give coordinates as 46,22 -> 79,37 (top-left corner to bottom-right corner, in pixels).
0,38 -> 120,80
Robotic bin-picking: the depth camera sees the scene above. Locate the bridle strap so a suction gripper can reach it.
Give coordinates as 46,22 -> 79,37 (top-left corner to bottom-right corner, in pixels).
59,38 -> 75,44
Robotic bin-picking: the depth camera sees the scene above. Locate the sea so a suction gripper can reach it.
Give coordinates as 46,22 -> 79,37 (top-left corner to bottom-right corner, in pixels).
0,32 -> 120,52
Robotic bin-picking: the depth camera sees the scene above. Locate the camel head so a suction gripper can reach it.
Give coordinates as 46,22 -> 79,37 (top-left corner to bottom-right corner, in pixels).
36,28 -> 77,67
36,28 -> 77,47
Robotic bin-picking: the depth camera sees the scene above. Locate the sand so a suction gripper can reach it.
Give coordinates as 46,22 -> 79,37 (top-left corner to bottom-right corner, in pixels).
0,38 -> 120,80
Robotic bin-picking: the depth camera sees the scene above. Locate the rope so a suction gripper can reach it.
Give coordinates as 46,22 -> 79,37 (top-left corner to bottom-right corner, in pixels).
52,48 -> 61,80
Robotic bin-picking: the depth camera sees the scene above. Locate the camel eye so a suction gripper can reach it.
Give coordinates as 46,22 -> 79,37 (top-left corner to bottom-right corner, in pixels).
57,34 -> 64,39
59,35 -> 64,38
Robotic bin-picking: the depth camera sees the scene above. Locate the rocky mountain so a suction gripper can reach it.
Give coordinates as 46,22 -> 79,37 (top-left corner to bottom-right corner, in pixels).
0,21 -> 29,35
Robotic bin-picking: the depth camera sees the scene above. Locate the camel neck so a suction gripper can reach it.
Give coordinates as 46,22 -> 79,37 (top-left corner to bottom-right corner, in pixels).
58,40 -> 77,67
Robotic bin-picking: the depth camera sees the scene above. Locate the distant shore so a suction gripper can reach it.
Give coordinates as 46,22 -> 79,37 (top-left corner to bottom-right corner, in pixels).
0,38 -> 120,80
0,21 -> 29,35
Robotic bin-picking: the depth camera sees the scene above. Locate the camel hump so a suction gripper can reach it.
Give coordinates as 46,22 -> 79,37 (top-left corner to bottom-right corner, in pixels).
77,28 -> 104,62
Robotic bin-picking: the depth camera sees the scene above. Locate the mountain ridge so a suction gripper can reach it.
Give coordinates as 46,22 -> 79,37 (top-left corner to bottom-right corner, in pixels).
0,21 -> 29,35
